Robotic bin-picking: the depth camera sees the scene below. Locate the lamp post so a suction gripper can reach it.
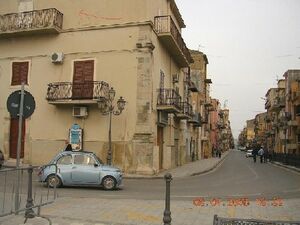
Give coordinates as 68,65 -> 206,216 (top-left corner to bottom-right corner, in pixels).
98,87 -> 126,165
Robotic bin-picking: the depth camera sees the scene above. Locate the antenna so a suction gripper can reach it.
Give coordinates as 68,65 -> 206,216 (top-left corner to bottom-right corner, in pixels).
198,44 -> 205,51
223,100 -> 228,109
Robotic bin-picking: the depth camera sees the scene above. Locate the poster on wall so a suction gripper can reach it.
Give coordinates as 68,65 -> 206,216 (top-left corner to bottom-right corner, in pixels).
69,124 -> 83,151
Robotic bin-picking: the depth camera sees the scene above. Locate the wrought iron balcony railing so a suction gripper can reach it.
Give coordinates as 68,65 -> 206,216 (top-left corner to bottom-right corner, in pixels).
180,101 -> 193,116
188,113 -> 202,127
46,81 -> 109,102
0,8 -> 63,37
154,15 -> 193,67
157,88 -> 181,112
176,101 -> 193,119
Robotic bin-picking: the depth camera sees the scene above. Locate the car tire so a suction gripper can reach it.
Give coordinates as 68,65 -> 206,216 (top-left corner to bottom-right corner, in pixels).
47,174 -> 62,188
102,176 -> 116,190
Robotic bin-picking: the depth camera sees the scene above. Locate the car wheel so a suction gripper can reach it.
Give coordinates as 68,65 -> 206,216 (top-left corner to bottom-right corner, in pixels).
47,174 -> 62,188
102,176 -> 116,190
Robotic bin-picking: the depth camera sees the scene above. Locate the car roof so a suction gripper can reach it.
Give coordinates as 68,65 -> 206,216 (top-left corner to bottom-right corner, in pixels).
58,150 -> 95,156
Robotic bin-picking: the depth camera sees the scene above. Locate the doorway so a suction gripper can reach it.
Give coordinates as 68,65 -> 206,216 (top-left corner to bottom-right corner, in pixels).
157,126 -> 164,169
9,118 -> 25,159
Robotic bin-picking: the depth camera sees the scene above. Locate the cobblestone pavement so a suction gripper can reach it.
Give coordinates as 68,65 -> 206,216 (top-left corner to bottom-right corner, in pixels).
1,150 -> 300,225
1,197 -> 300,225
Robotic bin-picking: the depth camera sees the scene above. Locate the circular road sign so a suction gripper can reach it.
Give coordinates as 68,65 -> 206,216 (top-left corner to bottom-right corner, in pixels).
7,90 -> 36,119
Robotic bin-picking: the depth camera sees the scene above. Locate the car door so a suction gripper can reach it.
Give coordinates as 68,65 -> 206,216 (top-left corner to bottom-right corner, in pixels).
56,154 -> 73,185
71,154 -> 101,184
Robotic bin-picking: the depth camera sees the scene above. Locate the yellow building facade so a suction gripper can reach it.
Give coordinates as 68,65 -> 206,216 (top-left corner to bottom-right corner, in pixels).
0,0 -> 198,174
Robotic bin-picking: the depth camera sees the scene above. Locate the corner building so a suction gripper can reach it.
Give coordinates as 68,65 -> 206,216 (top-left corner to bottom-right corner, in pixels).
0,0 -> 195,174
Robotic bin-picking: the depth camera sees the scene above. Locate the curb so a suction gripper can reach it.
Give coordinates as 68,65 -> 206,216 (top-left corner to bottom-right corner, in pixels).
123,175 -> 164,179
124,151 -> 230,179
269,161 -> 300,173
191,151 -> 229,176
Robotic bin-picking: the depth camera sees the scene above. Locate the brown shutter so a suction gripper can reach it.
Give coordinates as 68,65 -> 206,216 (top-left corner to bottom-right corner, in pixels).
12,62 -> 29,85
72,60 -> 94,99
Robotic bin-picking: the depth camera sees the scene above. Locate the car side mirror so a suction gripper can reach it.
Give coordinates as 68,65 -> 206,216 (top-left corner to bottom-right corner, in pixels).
94,163 -> 99,167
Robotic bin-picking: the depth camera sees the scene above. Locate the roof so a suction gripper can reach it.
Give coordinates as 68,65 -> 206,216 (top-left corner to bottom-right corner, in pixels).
169,0 -> 186,28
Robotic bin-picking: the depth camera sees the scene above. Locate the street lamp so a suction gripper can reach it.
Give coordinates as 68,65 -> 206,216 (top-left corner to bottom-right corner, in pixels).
97,87 -> 126,165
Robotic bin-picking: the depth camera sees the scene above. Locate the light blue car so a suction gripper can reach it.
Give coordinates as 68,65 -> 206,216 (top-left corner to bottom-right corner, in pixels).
38,150 -> 122,190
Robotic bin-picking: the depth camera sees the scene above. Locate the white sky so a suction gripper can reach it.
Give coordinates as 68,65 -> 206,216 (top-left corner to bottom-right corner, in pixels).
176,0 -> 300,138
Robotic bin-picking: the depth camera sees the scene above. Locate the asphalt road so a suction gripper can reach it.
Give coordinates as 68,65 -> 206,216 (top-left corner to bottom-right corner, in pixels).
1,150 -> 300,202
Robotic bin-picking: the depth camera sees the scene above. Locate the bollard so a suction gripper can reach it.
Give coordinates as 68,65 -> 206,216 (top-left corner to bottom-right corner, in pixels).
25,166 -> 35,219
163,173 -> 172,225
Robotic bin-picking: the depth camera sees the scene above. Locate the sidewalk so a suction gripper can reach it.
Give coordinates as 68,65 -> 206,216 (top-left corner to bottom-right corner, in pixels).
0,152 -> 230,225
1,194 -> 300,225
1,151 -> 300,225
269,161 -> 300,174
124,151 -> 229,179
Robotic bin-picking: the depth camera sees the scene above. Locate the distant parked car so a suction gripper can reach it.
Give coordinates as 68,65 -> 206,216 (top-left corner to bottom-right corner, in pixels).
37,150 -> 123,190
239,146 -> 246,151
0,150 -> 4,168
246,150 -> 253,158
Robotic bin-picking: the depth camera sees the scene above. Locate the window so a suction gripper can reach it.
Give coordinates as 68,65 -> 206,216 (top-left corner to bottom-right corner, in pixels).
74,154 -> 95,165
11,61 -> 29,85
57,155 -> 72,165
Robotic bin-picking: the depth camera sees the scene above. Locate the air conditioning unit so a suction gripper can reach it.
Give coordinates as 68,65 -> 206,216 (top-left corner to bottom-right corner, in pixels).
158,111 -> 168,126
172,74 -> 179,83
51,52 -> 64,63
73,106 -> 88,117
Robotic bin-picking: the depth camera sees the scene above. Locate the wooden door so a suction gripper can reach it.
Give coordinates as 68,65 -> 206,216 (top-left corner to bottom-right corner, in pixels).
72,60 -> 94,99
9,118 -> 25,159
157,126 -> 164,169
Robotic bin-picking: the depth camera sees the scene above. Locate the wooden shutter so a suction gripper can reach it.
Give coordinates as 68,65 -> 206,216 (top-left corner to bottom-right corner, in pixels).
72,60 -> 94,99
11,62 -> 29,85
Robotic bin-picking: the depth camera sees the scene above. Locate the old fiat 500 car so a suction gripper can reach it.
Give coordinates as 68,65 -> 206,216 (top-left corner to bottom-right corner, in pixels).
38,150 -> 122,190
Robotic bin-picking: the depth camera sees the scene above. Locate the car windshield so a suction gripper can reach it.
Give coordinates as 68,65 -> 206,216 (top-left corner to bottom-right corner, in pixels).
94,155 -> 104,165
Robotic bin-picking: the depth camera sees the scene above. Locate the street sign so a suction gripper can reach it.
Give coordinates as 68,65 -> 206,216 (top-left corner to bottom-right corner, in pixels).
7,90 -> 36,119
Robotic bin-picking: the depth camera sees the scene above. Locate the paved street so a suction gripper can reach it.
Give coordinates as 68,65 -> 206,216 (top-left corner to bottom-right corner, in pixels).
42,149 -> 300,200
1,149 -> 300,225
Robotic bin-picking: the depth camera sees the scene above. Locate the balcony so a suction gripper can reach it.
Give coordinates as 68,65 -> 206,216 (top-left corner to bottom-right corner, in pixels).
202,114 -> 209,124
188,113 -> 202,127
288,120 -> 299,127
176,102 -> 193,119
46,81 -> 109,105
154,16 -> 193,67
157,88 -> 181,113
287,143 -> 298,150
0,8 -> 63,37
265,100 -> 271,110
217,122 -> 226,129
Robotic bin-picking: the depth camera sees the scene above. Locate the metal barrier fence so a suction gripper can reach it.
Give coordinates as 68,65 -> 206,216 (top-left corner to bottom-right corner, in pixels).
213,215 -> 300,225
271,153 -> 300,168
0,164 -> 57,219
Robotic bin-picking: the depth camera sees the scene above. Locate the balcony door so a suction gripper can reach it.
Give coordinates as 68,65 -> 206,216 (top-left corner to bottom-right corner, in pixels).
72,60 -> 94,99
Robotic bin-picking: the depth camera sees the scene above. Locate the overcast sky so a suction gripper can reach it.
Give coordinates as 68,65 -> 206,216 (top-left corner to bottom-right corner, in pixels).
176,0 -> 300,138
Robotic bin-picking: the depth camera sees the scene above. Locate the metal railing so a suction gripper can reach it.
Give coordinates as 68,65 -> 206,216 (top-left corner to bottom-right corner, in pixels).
188,113 -> 202,127
213,215 -> 300,225
157,88 -> 181,110
0,165 -> 57,219
179,101 -> 193,117
271,153 -> 300,168
154,15 -> 193,63
0,8 -> 63,33
46,81 -> 110,101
